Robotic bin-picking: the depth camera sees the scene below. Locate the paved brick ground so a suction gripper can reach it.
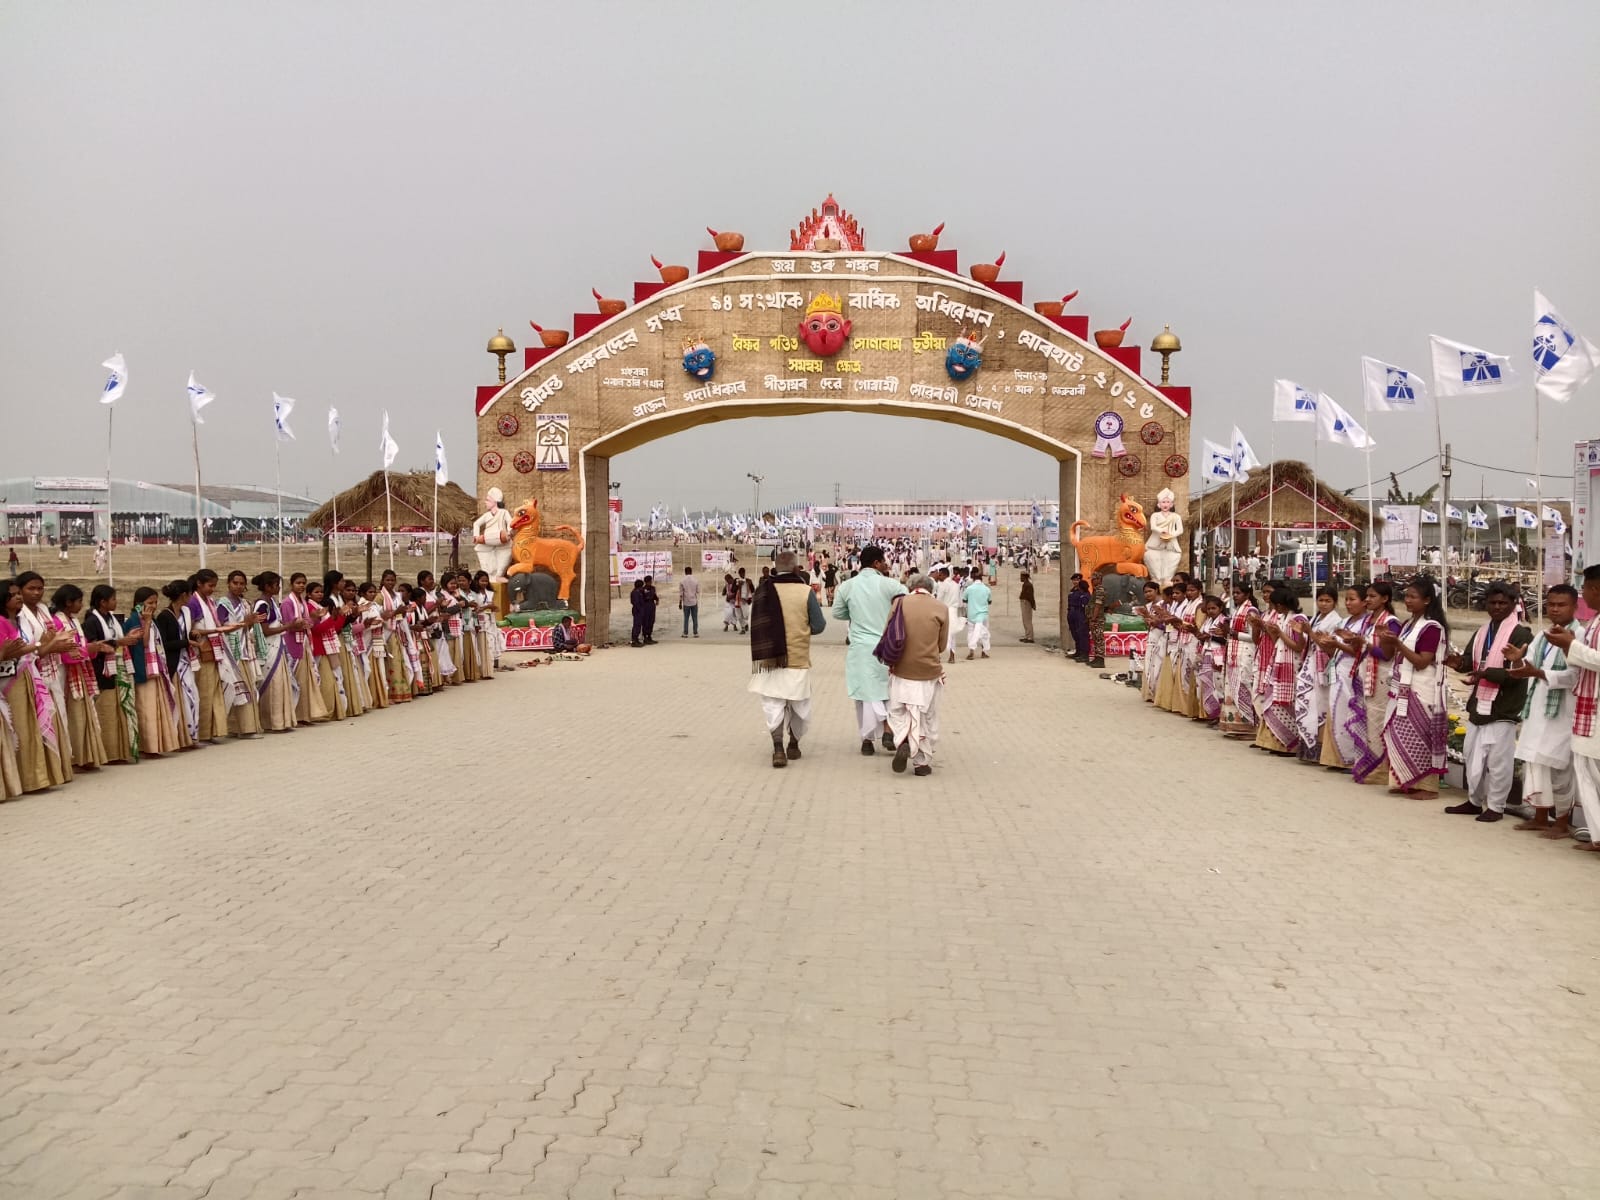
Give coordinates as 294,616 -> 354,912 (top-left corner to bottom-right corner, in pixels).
3,616 -> 1599,1199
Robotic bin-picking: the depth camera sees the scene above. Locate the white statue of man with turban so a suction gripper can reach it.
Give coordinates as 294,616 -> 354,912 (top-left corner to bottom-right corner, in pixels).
1143,487 -> 1183,587
473,487 -> 514,581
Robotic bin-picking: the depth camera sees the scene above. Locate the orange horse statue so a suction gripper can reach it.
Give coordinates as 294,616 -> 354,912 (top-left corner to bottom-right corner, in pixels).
1069,494 -> 1149,578
507,499 -> 585,604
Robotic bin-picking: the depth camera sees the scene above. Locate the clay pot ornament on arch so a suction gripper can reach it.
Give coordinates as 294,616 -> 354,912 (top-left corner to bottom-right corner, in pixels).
908,222 -> 945,253
1094,317 -> 1133,348
706,227 -> 745,253
651,256 -> 689,285
1032,290 -> 1079,318
592,287 -> 627,317
528,322 -> 569,348
970,251 -> 1005,285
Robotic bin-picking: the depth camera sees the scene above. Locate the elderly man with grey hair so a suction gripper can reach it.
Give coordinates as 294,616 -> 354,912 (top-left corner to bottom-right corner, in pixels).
886,573 -> 950,776
748,550 -> 827,768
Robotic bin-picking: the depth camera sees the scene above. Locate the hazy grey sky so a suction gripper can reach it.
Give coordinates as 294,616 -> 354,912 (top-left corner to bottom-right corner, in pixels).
3,1 -> 1596,514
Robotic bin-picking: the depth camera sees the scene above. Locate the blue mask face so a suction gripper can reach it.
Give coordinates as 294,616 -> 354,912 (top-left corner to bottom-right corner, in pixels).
945,338 -> 982,381
682,346 -> 715,380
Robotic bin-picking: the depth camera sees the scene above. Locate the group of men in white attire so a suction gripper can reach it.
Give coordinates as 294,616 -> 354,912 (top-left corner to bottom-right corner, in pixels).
1519,564 -> 1600,850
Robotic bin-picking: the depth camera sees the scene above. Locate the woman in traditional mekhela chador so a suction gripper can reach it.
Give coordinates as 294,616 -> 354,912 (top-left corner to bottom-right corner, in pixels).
0,578 -> 72,794
1317,586 -> 1369,771
1293,587 -> 1343,765
187,568 -> 258,743
280,573 -> 331,726
154,579 -> 201,747
48,584 -> 110,771
84,584 -> 140,765
1376,577 -> 1451,796
1252,587 -> 1306,756
418,572 -> 455,688
378,571 -> 414,704
216,569 -> 265,740
355,582 -> 388,711
1155,586 -> 1188,712
472,571 -> 497,680
1348,581 -> 1402,785
410,580 -> 441,695
1135,581 -> 1165,704
1194,595 -> 1228,724
1219,583 -> 1260,738
127,587 -> 186,756
443,574 -> 472,684
15,571 -> 73,774
306,580 -> 350,720
1173,577 -> 1205,718
334,580 -> 368,715
250,572 -> 296,734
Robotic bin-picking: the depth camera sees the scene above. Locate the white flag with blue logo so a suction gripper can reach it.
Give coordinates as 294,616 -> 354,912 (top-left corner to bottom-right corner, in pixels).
1542,504 -> 1563,524
434,432 -> 448,486
1272,379 -> 1321,422
328,407 -> 341,454
1361,356 -> 1427,413
381,411 -> 399,468
1202,438 -> 1240,483
1496,503 -> 1514,519
1468,507 -> 1489,530
1532,290 -> 1599,403
1420,507 -> 1439,525
1430,335 -> 1517,396
1514,507 -> 1538,530
1230,426 -> 1262,476
1315,395 -> 1375,450
272,392 -> 295,442
1446,504 -> 1464,522
1505,539 -> 1519,553
1380,505 -> 1404,524
100,353 -> 127,406
188,372 -> 216,424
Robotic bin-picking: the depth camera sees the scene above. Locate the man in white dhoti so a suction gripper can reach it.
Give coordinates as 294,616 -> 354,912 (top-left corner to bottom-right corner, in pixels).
831,545 -> 906,756
1508,584 -> 1579,835
933,565 -> 964,664
748,551 -> 826,768
886,575 -> 949,777
1541,565 -> 1600,851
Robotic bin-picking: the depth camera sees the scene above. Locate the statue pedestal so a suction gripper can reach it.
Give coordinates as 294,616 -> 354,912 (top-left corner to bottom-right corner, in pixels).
494,581 -> 510,618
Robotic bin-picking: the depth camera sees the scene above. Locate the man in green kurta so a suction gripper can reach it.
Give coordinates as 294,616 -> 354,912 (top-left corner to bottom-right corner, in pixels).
831,545 -> 907,756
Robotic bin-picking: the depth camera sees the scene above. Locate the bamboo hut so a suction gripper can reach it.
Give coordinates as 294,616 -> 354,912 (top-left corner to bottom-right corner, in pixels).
303,471 -> 479,580
1192,460 -> 1375,582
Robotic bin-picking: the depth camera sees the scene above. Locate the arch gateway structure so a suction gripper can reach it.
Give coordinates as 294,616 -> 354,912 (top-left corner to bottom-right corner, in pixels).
472,201 -> 1195,642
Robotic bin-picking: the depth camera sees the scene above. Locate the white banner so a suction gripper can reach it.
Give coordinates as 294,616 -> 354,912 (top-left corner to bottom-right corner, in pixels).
1543,530 -> 1567,587
700,549 -> 731,571
1380,505 -> 1422,567
613,550 -> 673,584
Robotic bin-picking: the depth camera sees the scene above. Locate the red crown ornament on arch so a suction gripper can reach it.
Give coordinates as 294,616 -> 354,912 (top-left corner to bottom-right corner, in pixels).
790,194 -> 865,251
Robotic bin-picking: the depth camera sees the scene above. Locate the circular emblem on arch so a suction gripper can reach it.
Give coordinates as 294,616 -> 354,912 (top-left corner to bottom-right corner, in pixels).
1164,453 -> 1189,478
1095,411 -> 1124,441
479,450 -> 503,474
1116,454 -> 1143,478
512,450 -> 536,474
1139,420 -> 1165,446
496,413 -> 520,438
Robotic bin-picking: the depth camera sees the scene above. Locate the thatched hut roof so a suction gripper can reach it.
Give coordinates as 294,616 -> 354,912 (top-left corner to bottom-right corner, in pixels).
1194,460 -> 1373,531
303,471 -> 479,534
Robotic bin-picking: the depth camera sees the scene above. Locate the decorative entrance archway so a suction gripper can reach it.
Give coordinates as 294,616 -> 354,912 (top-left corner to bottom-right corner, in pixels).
472,203 -> 1195,643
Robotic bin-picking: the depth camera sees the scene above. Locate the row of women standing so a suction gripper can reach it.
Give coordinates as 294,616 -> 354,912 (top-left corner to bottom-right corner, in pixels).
1137,574 -> 1452,793
0,565 -> 501,800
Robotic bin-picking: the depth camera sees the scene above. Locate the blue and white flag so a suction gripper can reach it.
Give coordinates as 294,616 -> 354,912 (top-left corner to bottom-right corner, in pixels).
1380,505 -> 1404,524
272,392 -> 295,442
434,431 -> 448,486
1315,395 -> 1375,450
1495,503 -> 1514,519
1202,438 -> 1239,483
188,372 -> 216,424
1272,379 -> 1321,422
328,407 -> 341,454
1430,335 -> 1517,396
1542,504 -> 1563,524
1505,539 -> 1519,553
380,410 -> 398,468
1533,290 -> 1599,403
1420,507 -> 1439,525
1231,426 -> 1262,475
1361,356 -> 1426,413
100,353 -> 127,406
1514,507 -> 1538,530
1446,504 -> 1464,522
1468,507 -> 1489,530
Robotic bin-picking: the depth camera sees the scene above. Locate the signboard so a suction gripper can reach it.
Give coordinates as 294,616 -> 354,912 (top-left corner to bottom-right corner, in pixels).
535,413 -> 570,470
1574,439 -> 1600,578
700,549 -> 731,571
1379,505 -> 1421,567
1544,530 -> 1568,587
613,550 -> 673,584
33,477 -> 106,491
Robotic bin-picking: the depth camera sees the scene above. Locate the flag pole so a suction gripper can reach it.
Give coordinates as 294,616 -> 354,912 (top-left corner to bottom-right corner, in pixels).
331,488 -> 341,571
1266,424 -> 1275,563
1363,391 -> 1377,581
1534,385 -> 1543,622
384,468 -> 395,572
191,414 -> 207,568
274,438 -> 285,576
1311,419 -> 1320,588
431,473 -> 439,579
105,405 -> 115,588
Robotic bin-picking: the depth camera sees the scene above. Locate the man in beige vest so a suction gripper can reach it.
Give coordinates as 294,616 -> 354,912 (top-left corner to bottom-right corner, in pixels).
748,551 -> 827,768
887,574 -> 950,776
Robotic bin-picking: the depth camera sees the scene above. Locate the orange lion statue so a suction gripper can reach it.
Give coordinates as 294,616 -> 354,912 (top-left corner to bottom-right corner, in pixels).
1070,494 -> 1149,578
506,498 -> 585,605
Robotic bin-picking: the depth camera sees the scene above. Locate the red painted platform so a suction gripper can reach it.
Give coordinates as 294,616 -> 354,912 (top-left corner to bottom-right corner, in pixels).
697,250 -> 747,274
633,280 -> 670,304
574,312 -> 620,338
523,345 -> 558,370
474,384 -> 500,416
1104,345 -> 1142,375
1046,315 -> 1090,339
900,250 -> 959,273
1157,385 -> 1192,416
983,280 -> 1024,304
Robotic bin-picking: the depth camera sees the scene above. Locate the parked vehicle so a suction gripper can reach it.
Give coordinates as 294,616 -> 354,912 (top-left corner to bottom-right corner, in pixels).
1271,545 -> 1329,595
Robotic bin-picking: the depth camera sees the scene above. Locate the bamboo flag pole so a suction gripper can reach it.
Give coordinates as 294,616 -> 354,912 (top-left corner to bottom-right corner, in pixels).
274,437 -> 285,576
105,404 -> 116,587
191,415 -> 207,568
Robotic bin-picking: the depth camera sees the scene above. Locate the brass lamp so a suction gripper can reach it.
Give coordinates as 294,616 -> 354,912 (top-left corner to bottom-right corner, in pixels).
1149,325 -> 1181,386
486,328 -> 516,383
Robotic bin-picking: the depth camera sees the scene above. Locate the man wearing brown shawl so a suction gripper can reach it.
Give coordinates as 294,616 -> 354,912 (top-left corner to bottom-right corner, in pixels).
748,550 -> 827,768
